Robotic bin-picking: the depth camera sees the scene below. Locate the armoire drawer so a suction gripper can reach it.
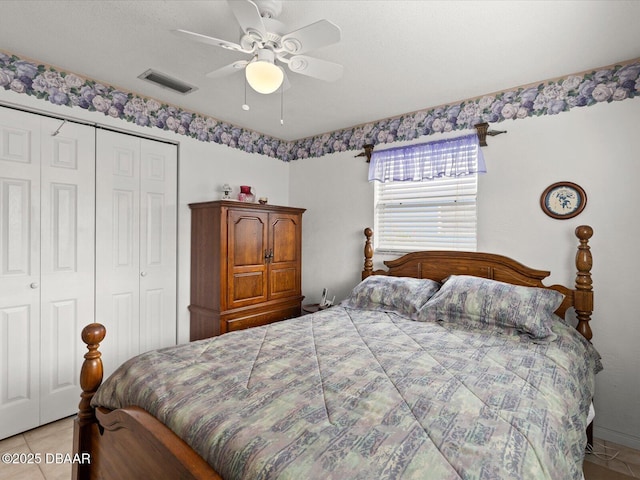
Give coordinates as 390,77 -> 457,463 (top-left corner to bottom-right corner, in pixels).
223,304 -> 301,332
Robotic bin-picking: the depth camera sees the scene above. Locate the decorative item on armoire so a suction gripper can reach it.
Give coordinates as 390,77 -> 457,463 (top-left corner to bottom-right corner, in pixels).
540,181 -> 587,219
238,185 -> 255,202
221,183 -> 232,200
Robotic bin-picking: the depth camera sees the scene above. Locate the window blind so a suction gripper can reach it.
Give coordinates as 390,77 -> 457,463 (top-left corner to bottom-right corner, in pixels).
374,175 -> 478,252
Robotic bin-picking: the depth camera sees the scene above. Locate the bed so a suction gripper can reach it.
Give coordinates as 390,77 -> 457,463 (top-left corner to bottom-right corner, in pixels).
72,225 -> 600,480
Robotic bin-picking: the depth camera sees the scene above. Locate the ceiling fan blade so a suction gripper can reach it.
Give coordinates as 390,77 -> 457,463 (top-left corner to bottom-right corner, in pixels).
205,60 -> 249,79
281,20 -> 342,55
287,55 -> 343,82
172,29 -> 253,54
227,0 -> 267,38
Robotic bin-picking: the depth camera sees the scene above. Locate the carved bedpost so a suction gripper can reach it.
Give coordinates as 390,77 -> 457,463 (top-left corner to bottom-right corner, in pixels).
574,226 -> 594,341
73,323 -> 106,480
363,228 -> 374,280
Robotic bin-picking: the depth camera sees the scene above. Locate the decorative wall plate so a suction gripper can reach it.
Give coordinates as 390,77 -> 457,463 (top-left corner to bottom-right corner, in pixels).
540,182 -> 587,219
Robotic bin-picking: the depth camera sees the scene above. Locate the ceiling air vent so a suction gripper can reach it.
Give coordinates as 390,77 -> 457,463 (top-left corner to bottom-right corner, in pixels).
138,69 -> 197,95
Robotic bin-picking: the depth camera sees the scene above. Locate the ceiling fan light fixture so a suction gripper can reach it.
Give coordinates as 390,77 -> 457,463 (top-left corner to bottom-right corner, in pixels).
245,49 -> 284,94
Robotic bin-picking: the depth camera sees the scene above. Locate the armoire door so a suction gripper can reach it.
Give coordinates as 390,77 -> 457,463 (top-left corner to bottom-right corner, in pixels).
267,213 -> 302,301
0,108 -> 95,439
95,130 -> 177,378
226,209 -> 269,309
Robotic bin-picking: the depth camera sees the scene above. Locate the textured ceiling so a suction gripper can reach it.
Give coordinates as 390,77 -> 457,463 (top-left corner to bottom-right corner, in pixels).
1,0 -> 639,141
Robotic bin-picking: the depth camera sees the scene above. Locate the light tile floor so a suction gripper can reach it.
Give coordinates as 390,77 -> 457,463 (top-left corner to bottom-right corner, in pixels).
0,417 -> 73,480
0,418 -> 638,480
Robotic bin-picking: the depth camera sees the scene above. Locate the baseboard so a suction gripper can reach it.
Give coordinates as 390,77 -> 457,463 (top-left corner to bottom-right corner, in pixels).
593,426 -> 640,450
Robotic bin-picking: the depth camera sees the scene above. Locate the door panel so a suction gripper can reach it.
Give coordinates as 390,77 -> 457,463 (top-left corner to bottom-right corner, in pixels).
232,272 -> 265,301
2,179 -> 32,275
0,305 -> 40,438
232,214 -> 267,266
0,108 -> 41,439
39,118 -> 95,423
227,210 -> 268,309
96,131 -> 177,376
96,131 -> 142,378
271,217 -> 298,263
268,213 -> 301,300
139,139 -> 177,353
269,267 -> 298,297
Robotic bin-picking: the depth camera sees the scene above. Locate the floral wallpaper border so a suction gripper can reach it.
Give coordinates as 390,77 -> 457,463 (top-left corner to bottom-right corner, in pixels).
1,50 -> 639,162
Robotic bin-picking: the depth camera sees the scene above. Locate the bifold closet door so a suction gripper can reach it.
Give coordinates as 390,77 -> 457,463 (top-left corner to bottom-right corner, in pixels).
0,109 -> 42,438
0,108 -> 95,439
39,118 -> 95,424
95,130 -> 177,378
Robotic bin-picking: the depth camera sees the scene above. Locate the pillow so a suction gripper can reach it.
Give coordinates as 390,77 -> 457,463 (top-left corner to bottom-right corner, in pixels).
340,275 -> 441,317
418,275 -> 564,339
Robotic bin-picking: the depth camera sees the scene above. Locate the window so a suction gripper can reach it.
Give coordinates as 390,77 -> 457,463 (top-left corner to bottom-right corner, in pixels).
370,134 -> 484,252
374,174 -> 478,252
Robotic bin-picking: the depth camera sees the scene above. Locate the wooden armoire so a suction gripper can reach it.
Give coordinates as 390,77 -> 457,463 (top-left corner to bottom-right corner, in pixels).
189,200 -> 305,340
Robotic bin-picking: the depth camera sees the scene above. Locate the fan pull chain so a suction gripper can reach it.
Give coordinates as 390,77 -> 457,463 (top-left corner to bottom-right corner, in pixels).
242,77 -> 250,111
280,84 -> 284,125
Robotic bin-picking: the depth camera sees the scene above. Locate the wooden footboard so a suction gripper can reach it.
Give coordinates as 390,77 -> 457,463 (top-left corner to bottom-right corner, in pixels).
72,324 -> 222,480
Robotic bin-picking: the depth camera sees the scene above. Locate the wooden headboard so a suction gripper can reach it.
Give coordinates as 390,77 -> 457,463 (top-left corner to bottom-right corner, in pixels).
362,225 -> 594,341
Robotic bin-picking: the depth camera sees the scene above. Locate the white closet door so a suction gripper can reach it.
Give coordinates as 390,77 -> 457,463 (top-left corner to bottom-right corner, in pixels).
96,131 -> 142,376
96,130 -> 177,378
39,118 -> 95,424
139,140 -> 177,353
0,108 -> 42,438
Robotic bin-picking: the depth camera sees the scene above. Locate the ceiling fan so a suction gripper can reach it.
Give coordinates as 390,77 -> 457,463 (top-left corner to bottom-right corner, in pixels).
173,0 -> 343,94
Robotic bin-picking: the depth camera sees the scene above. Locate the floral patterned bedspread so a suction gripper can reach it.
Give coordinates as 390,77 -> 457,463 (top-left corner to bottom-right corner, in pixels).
92,307 -> 601,480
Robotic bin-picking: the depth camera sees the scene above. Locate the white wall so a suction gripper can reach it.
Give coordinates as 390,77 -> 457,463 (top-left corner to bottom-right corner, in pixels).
289,150 -> 374,304
476,99 -> 640,450
3,87 -> 639,449
290,98 -> 640,449
0,89 -> 290,346
176,138 -> 289,343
